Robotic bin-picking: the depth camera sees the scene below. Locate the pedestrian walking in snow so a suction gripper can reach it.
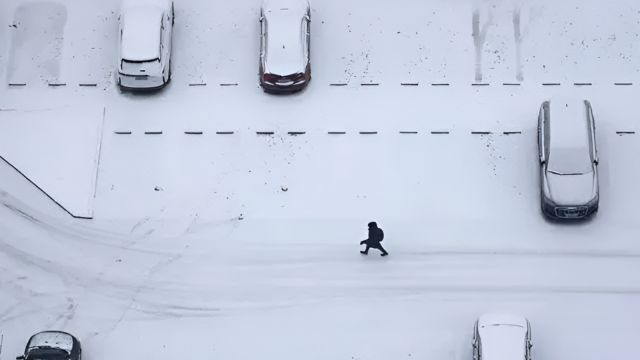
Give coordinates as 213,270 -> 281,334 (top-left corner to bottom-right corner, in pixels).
360,221 -> 389,256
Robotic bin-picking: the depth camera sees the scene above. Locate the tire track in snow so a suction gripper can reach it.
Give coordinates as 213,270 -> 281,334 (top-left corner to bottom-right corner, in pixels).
513,9 -> 524,82
472,9 -> 493,82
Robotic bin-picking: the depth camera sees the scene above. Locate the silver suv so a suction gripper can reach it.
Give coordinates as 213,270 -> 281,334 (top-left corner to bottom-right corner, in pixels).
538,98 -> 599,220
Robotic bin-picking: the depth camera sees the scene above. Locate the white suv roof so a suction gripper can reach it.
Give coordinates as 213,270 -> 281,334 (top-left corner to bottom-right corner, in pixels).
263,0 -> 309,14
120,0 -> 170,61
478,313 -> 528,360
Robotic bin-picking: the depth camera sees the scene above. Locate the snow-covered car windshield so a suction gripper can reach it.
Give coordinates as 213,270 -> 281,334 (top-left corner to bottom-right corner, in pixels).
547,147 -> 593,175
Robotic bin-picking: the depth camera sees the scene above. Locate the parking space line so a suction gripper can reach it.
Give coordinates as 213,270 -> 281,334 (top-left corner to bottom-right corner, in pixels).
471,83 -> 490,86
216,131 -> 234,135
614,82 -> 633,86
542,82 -> 561,86
400,83 -> 419,86
48,83 -> 67,87
329,83 -> 348,86
114,131 -> 132,135
188,83 -> 207,87
8,83 -> 26,87
184,131 -> 203,135
256,131 -> 274,135
288,131 -> 306,136
359,131 -> 378,134
574,82 -> 593,86
503,131 -> 522,135
616,131 -> 635,135
471,131 -> 492,135
360,83 -> 380,86
503,83 -> 521,86
328,131 -> 346,135
430,131 -> 450,134
79,83 -> 98,87
219,83 -> 238,86
431,83 -> 450,86
144,131 -> 163,135
399,131 -> 418,134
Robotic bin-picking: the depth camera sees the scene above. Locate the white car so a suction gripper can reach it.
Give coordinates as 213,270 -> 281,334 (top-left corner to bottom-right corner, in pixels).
117,0 -> 174,90
472,313 -> 532,360
259,0 -> 311,92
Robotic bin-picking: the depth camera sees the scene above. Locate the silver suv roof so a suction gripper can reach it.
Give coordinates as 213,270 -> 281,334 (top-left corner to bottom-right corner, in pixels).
547,98 -> 593,175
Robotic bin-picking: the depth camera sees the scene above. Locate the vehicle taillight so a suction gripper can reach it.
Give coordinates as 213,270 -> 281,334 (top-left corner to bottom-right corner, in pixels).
262,73 -> 279,83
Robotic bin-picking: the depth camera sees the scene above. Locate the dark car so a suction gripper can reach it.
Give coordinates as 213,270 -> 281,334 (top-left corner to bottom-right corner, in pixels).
537,97 -> 599,220
259,0 -> 311,93
17,331 -> 81,360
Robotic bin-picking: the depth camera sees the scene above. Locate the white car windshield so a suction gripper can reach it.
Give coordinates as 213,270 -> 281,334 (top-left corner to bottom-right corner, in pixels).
547,147 -> 593,175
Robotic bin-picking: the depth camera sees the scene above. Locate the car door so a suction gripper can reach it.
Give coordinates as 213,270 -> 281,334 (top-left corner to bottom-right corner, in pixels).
164,11 -> 171,62
585,100 -> 598,164
160,18 -> 166,75
472,322 -> 480,360
304,12 -> 310,64
525,324 -> 532,360
118,16 -> 124,69
259,12 -> 267,72
537,102 -> 547,165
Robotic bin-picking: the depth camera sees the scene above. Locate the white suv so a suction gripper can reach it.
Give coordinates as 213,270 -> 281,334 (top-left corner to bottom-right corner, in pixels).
472,313 -> 532,360
117,0 -> 174,90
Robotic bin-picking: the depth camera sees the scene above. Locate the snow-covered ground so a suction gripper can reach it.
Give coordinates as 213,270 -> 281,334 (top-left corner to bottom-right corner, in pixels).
2,0 -> 640,359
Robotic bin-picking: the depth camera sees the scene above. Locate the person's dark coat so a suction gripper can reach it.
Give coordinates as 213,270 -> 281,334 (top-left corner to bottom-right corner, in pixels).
360,221 -> 388,255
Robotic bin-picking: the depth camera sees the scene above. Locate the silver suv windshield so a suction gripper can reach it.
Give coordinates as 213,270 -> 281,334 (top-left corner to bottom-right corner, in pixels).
547,147 -> 593,175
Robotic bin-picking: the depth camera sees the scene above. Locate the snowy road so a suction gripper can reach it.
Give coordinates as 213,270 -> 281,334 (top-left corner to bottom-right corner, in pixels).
2,0 -> 640,359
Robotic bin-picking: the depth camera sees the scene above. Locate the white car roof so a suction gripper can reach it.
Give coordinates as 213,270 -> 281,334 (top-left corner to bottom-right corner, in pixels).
263,0 -> 309,14
262,0 -> 309,76
478,313 -> 528,360
27,331 -> 74,353
121,0 -> 172,10
120,0 -> 170,61
547,97 -> 593,174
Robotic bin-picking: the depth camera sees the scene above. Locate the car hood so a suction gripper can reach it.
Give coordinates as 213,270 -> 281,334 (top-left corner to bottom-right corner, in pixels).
27,332 -> 73,353
545,171 -> 597,206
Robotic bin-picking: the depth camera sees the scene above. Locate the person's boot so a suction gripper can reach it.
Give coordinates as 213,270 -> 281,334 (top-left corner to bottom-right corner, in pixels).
360,250 -> 368,255
381,252 -> 389,257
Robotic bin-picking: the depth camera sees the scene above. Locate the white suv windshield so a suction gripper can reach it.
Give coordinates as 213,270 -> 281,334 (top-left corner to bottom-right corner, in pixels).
121,59 -> 161,74
547,147 -> 593,175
